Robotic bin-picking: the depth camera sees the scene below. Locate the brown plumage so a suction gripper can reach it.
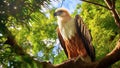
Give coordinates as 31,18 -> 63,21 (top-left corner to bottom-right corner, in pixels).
54,8 -> 95,62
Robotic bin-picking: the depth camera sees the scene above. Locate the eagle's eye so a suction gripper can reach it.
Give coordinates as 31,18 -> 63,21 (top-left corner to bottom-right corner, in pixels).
54,10 -> 65,16
58,10 -> 64,13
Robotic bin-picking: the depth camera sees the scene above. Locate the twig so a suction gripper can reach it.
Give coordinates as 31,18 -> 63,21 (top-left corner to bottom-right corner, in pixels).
80,0 -> 110,10
60,0 -> 65,7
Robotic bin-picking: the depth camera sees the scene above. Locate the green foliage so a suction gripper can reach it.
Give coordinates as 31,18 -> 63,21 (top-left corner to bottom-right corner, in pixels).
53,50 -> 67,64
0,0 -> 62,67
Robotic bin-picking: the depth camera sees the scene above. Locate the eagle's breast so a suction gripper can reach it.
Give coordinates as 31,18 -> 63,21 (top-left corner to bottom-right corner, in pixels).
58,18 -> 76,40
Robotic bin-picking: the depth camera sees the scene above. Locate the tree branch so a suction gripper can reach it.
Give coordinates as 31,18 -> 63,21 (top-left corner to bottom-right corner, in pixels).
95,39 -> 120,68
51,39 -> 120,68
80,0 -> 110,10
104,0 -> 120,28
0,23 -> 53,68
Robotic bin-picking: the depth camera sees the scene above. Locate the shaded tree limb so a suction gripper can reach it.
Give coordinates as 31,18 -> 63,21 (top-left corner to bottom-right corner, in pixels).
5,35 -> 54,68
0,23 -> 53,67
37,39 -> 120,68
95,39 -> 120,68
54,39 -> 120,68
80,0 -> 110,10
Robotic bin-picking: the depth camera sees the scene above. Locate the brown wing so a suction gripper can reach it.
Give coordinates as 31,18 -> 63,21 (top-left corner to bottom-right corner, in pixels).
75,15 -> 95,61
56,27 -> 68,57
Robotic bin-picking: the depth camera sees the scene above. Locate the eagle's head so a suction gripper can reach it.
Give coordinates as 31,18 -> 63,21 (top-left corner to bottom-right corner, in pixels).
54,8 -> 71,23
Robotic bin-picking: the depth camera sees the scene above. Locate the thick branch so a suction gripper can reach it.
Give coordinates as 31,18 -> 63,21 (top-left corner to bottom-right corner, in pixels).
0,23 -> 53,68
80,0 -> 110,10
95,39 -> 120,68
104,0 -> 120,28
5,36 -> 54,68
55,39 -> 120,68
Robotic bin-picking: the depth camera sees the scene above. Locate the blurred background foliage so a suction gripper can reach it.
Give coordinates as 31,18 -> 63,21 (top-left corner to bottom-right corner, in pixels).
0,0 -> 120,68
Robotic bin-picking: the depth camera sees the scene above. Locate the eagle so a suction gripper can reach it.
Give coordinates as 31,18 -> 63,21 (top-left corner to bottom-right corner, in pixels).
54,8 -> 95,62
